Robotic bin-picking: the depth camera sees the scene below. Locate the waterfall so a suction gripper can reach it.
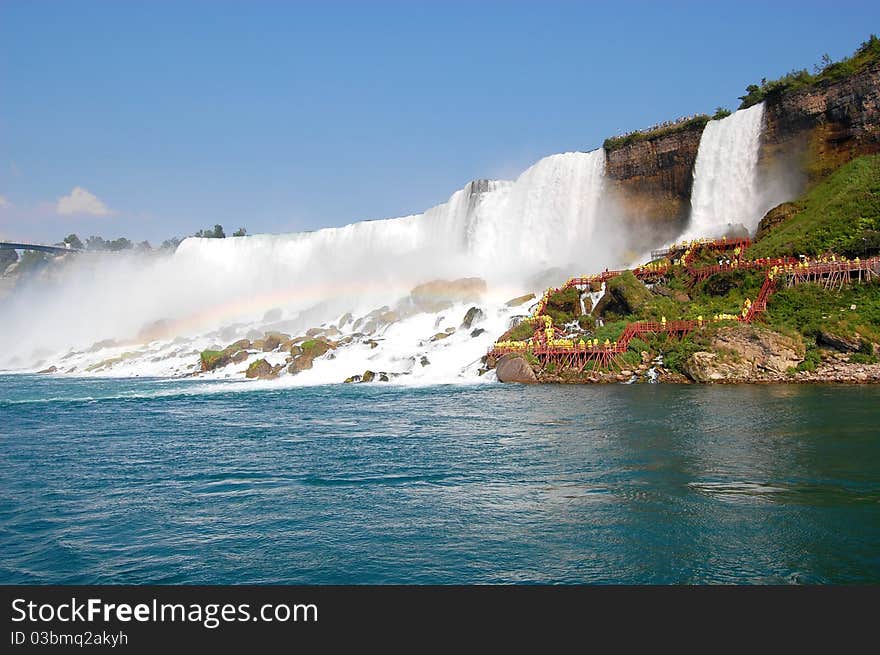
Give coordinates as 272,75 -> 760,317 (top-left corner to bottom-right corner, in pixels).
2,149 -> 617,382
683,103 -> 766,239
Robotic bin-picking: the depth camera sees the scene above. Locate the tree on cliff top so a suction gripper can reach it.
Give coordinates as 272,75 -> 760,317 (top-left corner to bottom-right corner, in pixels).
195,224 -> 226,239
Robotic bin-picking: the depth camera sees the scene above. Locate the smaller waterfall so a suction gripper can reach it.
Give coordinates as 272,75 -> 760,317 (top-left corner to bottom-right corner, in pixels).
683,103 -> 766,239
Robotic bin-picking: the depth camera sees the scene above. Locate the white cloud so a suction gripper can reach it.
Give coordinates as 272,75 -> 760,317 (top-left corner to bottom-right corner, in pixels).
0,195 -> 9,209
56,186 -> 111,216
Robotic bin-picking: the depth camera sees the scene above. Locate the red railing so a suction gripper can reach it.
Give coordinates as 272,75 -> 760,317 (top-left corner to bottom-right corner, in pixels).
490,238 -> 880,369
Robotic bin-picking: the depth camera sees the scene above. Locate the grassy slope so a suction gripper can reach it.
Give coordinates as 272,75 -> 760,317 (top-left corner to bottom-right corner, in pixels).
748,154 -> 880,258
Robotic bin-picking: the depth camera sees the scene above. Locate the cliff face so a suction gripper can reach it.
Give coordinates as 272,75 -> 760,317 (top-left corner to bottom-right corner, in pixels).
605,61 -> 880,243
760,61 -> 880,182
604,123 -> 704,247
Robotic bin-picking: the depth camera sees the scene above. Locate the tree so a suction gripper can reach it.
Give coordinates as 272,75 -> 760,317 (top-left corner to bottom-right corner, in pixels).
63,234 -> 84,250
135,240 -> 152,252
194,224 -> 226,238
232,227 -> 247,237
107,237 -> 133,251
85,236 -> 107,251
160,237 -> 181,250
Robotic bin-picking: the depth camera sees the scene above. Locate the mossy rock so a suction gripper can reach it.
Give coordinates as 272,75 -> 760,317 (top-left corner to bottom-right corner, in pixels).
200,350 -> 230,371
301,338 -> 335,358
604,271 -> 652,314
505,293 -> 535,307
246,358 -> 280,379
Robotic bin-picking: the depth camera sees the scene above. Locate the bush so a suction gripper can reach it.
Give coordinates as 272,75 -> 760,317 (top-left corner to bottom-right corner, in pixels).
850,352 -> 878,364
738,34 -> 880,109
797,347 -> 822,372
603,115 -> 710,151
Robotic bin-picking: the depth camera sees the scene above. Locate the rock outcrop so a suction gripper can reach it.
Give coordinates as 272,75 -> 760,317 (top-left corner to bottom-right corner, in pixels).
460,306 -> 485,329
605,122 -> 705,243
409,277 -> 487,312
760,61 -> 880,185
495,353 -> 538,384
594,271 -> 652,318
246,358 -> 282,379
683,325 -> 804,382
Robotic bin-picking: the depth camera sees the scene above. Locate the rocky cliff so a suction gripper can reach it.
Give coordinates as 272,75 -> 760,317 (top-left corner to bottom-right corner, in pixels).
604,60 -> 880,242
759,60 -> 880,185
604,123 -> 704,245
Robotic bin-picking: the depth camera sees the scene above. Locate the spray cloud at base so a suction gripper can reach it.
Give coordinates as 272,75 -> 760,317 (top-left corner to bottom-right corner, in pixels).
1,149 -> 638,383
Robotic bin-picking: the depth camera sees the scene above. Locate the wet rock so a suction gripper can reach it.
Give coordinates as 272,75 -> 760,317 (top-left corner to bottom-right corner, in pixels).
262,308 -> 283,322
246,358 -> 281,379
37,365 -> 57,374
246,329 -> 263,341
231,350 -> 249,364
818,329 -> 861,352
420,355 -> 430,367
470,328 -> 485,338
88,339 -> 118,353
505,293 -> 535,307
430,332 -> 452,342
756,202 -> 801,240
288,356 -> 314,374
200,350 -> 231,371
337,313 -> 353,329
409,277 -> 487,312
495,353 -> 538,384
460,306 -> 485,329
362,370 -> 375,383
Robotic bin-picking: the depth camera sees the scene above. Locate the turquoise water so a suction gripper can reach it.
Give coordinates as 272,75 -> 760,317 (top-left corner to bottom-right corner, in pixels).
1,375 -> 878,584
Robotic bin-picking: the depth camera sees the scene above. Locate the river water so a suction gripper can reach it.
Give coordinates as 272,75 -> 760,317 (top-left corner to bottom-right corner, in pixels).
1,375 -> 878,584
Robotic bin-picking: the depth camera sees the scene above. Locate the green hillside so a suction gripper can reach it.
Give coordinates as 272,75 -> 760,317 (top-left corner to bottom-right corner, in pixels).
748,154 -> 880,259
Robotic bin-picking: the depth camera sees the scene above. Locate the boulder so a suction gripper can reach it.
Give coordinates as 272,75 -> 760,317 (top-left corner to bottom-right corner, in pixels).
301,338 -> 335,359
684,352 -> 754,382
362,370 -> 375,383
246,358 -> 281,379
420,355 -> 430,367
495,353 -> 538,384
37,365 -> 57,374
683,326 -> 805,381
470,328 -> 485,338
818,330 -> 861,352
711,326 -> 804,374
200,350 -> 230,371
604,271 -> 652,315
409,277 -> 487,312
505,293 -> 535,307
288,356 -> 314,374
224,339 -> 251,354
460,306 -> 485,329
430,332 -> 452,342
756,202 -> 801,240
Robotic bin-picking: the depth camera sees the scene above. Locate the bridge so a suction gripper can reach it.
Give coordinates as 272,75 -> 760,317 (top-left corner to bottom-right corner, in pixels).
0,241 -> 81,255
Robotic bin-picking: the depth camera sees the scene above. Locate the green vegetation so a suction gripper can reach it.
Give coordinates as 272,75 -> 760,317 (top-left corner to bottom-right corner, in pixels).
199,350 -> 227,370
603,115 -> 709,152
763,280 -> 880,344
712,107 -> 732,120
797,347 -> 823,372
739,35 -> 880,109
503,320 -> 537,342
544,287 -> 580,325
748,155 -> 880,258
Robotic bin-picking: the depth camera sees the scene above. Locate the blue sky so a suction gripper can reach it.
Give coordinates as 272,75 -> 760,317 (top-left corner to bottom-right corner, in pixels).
1,1 -> 878,244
